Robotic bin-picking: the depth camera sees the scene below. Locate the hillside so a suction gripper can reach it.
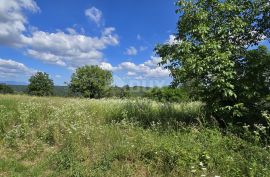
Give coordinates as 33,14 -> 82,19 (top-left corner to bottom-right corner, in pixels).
0,95 -> 269,176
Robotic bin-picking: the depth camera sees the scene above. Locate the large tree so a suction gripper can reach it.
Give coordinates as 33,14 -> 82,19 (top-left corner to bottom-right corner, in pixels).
156,0 -> 270,124
28,72 -> 54,96
69,65 -> 112,98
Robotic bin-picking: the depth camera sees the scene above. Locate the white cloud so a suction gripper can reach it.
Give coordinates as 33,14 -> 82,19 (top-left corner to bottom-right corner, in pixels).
127,71 -> 136,76
85,7 -> 102,25
144,56 -> 162,67
119,62 -> 137,70
116,56 -> 169,79
0,1 -> 119,69
125,46 -> 138,56
100,62 -> 118,71
167,35 -> 181,45
0,0 -> 39,46
0,58 -> 36,78
23,28 -> 119,68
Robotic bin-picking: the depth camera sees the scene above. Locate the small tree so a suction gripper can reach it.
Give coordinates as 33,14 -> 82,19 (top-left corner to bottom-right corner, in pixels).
28,72 -> 54,96
69,65 -> 112,98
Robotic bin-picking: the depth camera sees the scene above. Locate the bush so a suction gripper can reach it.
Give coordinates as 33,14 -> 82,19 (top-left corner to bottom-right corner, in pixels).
146,87 -> 189,103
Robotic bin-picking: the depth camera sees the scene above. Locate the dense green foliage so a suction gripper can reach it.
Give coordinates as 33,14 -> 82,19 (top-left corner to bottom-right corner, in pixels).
146,87 -> 189,103
0,84 -> 14,94
156,0 -> 270,126
69,65 -> 112,98
27,72 -> 54,96
236,46 -> 270,124
1,95 -> 270,176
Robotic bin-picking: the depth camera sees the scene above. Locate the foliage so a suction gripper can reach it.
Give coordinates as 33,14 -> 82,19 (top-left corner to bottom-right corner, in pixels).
120,85 -> 131,98
146,87 -> 189,103
156,0 -> 270,125
27,72 -> 54,96
236,46 -> 270,124
0,95 -> 270,176
107,86 -> 151,98
69,65 -> 112,98
0,84 -> 14,94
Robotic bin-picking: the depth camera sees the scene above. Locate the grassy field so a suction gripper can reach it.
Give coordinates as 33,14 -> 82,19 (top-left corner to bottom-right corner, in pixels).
0,95 -> 270,177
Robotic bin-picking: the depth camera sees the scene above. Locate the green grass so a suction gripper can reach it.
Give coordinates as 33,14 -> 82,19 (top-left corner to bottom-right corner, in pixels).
0,94 -> 270,176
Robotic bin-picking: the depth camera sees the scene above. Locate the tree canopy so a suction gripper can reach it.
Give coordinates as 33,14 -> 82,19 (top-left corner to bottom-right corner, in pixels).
69,65 -> 112,98
28,72 -> 54,96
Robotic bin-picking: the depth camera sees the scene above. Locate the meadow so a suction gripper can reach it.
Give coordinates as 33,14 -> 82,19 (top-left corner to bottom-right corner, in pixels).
0,94 -> 270,177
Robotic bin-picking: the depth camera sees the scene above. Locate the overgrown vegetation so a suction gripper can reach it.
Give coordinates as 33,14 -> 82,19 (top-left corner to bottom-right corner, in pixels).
1,95 -> 270,177
146,87 -> 189,103
1,1 -> 269,176
156,0 -> 270,128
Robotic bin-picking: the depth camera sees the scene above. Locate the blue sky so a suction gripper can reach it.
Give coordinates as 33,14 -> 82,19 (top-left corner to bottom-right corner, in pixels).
0,0 -> 179,86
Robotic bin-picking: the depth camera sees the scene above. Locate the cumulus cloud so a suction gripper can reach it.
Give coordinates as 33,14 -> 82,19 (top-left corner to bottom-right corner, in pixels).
144,56 -> 162,67
125,46 -> 138,56
85,7 -> 102,25
110,56 -> 169,79
0,1 -> 119,69
23,28 -> 119,68
0,0 -> 39,46
100,62 -> 118,71
0,58 -> 36,78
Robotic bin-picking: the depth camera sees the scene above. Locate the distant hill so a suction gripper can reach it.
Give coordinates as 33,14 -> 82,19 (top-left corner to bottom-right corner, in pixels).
3,83 -> 152,97
8,85 -> 69,97
0,81 -> 28,85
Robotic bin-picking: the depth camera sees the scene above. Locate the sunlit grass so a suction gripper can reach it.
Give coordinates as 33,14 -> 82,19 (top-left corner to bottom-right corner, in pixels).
0,94 -> 269,176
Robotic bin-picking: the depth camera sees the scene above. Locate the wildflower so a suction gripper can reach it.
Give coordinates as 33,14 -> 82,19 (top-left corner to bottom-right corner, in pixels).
191,169 -> 196,173
199,162 -> 204,167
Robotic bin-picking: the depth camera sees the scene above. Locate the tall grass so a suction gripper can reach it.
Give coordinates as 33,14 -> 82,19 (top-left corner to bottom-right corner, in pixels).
107,99 -> 203,129
0,94 -> 270,176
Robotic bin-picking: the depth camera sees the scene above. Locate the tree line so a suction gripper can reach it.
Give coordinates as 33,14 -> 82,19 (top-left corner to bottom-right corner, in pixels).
1,65 -> 190,103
